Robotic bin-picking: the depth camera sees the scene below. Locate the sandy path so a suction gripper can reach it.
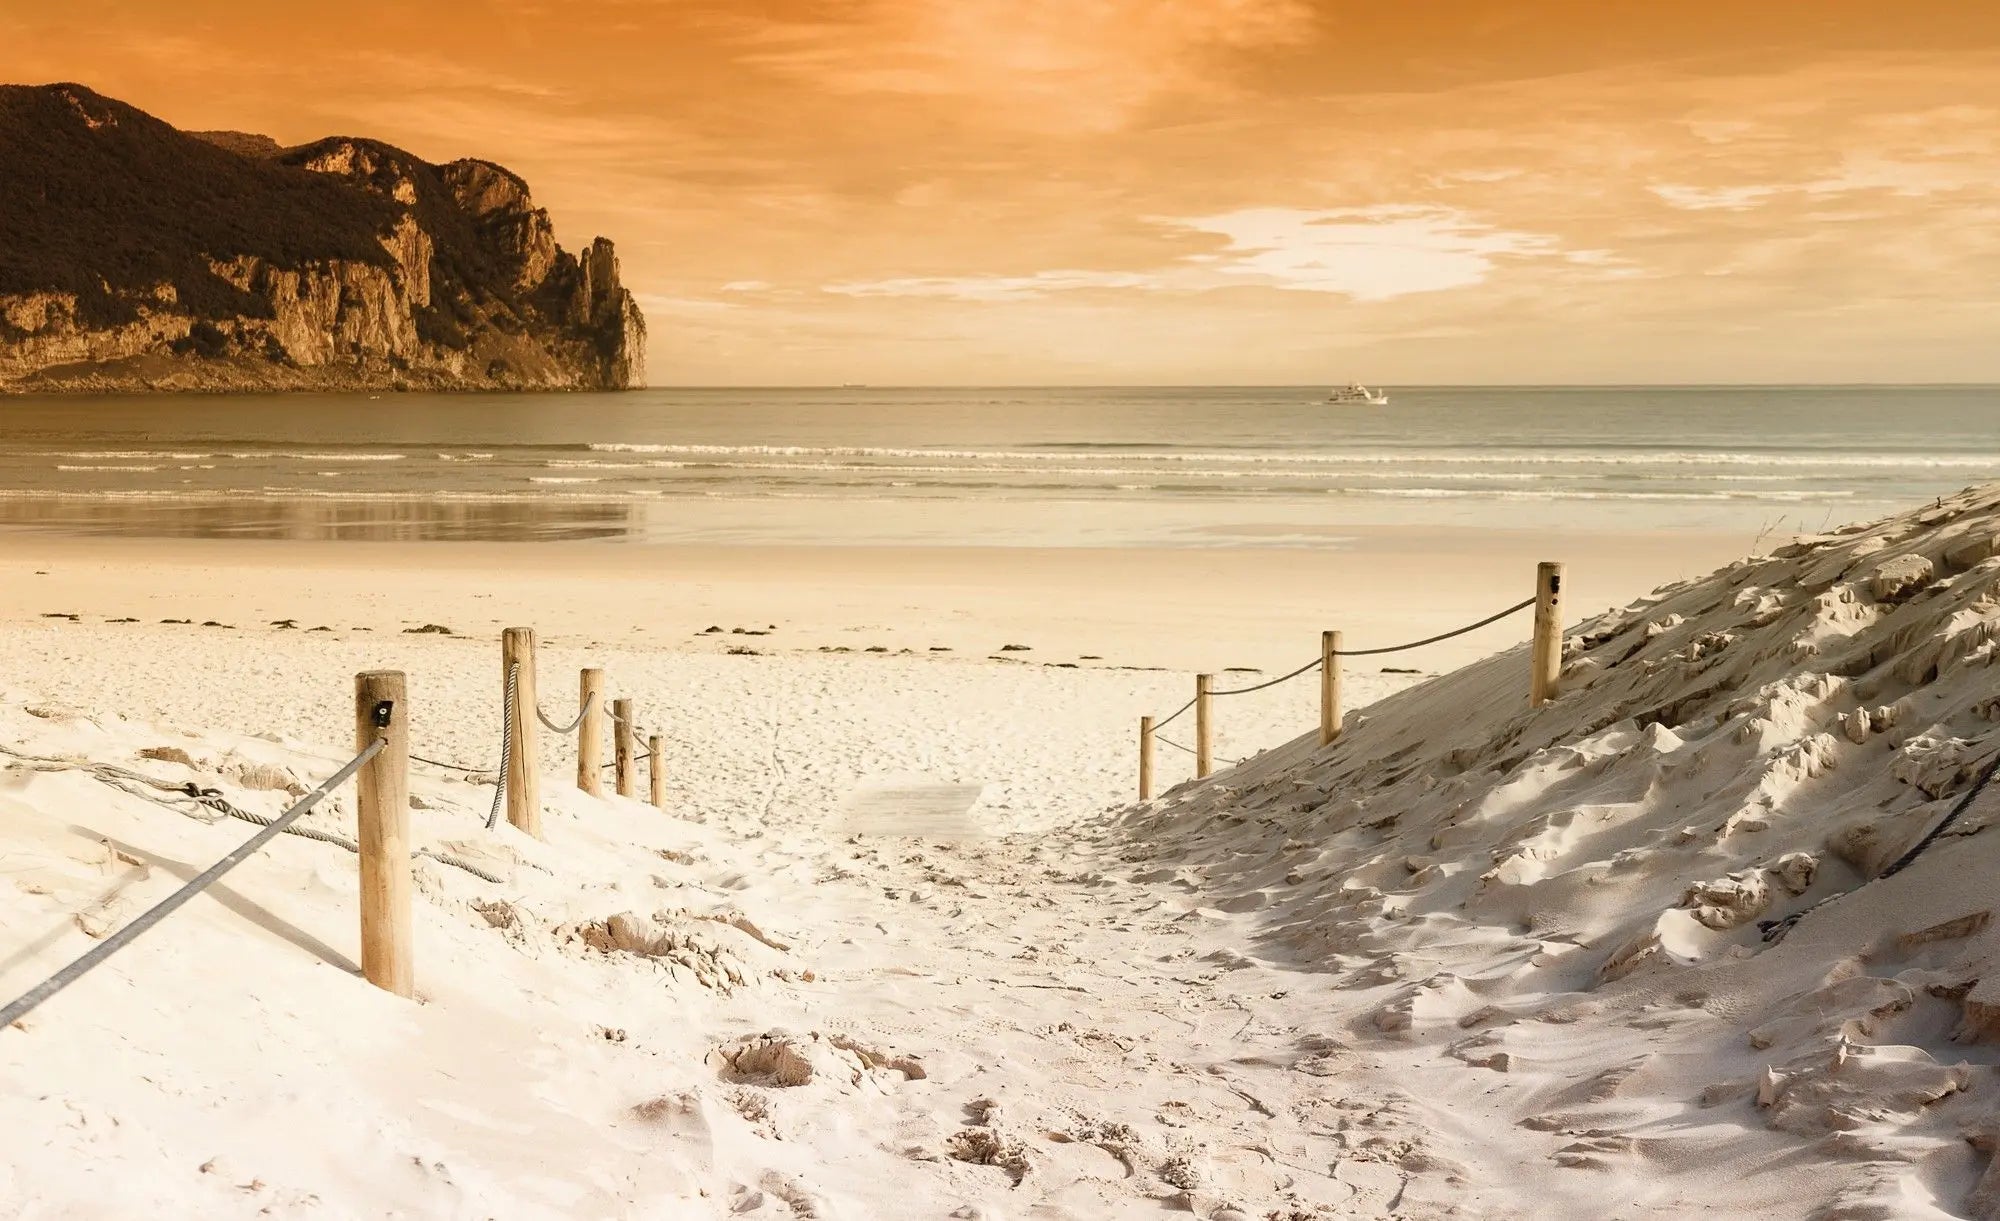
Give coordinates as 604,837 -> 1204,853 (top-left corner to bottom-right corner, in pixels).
763,827 -> 1471,1217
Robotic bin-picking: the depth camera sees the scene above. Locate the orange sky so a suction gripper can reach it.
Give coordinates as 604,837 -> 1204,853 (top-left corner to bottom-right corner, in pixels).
4,1 -> 2000,384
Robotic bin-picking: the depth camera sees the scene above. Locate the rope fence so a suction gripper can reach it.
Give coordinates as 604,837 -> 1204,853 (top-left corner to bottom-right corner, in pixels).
0,746 -> 511,885
0,718 -> 390,1029
411,753 -> 493,776
537,689 -> 596,735
485,660 -> 521,829
1155,734 -> 1239,769
1135,563 -> 1563,799
1,626 -> 677,1032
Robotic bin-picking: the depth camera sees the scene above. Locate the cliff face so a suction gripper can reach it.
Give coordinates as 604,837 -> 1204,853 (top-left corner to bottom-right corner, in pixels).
0,84 -> 645,392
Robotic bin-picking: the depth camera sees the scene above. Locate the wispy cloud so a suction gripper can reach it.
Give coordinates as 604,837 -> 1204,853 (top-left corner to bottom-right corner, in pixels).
1169,206 -> 1564,299
1650,184 -> 1785,211
1652,146 -> 2000,213
633,293 -> 743,316
823,206 -> 1570,302
723,0 -> 1315,132
825,269 -> 1159,301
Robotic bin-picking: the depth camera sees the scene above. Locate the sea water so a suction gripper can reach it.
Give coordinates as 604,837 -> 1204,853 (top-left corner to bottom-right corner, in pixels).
0,385 -> 1992,545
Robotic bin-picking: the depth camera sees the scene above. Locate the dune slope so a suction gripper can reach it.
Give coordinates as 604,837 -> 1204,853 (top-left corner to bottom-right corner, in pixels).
1128,484 -> 2000,1217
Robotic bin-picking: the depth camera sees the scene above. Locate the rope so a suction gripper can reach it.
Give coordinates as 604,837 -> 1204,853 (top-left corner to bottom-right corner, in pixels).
1880,746 -> 2000,878
0,738 -> 385,1031
214,797 -> 508,884
536,690 -> 595,735
486,663 -> 518,830
1327,597 -> 1538,658
603,713 -> 649,777
0,746 -> 511,883
605,739 -> 645,773
1146,596 -> 1540,723
1761,740 -> 1999,943
1151,695 -> 1199,733
1154,735 -> 1242,768
1208,657 -> 1323,698
411,754 -> 493,777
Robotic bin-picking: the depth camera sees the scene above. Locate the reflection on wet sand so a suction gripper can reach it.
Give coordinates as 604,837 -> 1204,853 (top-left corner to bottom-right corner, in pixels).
0,495 -> 636,542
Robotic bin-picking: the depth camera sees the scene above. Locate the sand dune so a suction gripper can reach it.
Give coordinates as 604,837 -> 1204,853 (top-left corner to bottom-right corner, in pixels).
1131,484 -> 2000,1217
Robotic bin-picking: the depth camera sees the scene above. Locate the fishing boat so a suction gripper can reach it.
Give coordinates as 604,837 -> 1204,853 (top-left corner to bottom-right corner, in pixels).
1327,383 -> 1389,405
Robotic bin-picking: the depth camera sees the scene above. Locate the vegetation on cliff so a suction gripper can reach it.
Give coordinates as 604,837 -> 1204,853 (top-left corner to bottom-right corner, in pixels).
0,87 -> 399,328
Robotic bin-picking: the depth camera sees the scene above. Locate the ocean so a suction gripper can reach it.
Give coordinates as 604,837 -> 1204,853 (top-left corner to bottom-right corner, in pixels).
0,385 -> 1993,545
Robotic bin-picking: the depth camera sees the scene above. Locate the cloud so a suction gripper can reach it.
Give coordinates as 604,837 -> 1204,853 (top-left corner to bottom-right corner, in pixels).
1650,184 -> 1785,211
1168,206 -> 1564,299
346,52 -> 568,101
1802,152 -> 2000,197
633,293 -> 743,315
723,0 -> 1316,131
822,206 -> 1571,303
1684,119 -> 1763,144
1652,145 -> 2000,214
824,269 -> 1159,301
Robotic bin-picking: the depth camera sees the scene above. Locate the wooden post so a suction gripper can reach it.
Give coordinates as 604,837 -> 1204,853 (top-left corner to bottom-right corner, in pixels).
577,667 -> 606,796
613,698 -> 636,798
1195,673 -> 1213,779
1138,716 -> 1155,801
1531,561 -> 1564,707
648,734 -> 666,809
1320,630 -> 1342,747
354,670 -> 413,998
501,627 -> 540,837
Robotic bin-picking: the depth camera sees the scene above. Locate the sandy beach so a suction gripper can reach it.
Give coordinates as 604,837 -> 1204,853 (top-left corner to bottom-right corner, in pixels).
3,490 -> 2000,1208
8,496 -> 1999,1218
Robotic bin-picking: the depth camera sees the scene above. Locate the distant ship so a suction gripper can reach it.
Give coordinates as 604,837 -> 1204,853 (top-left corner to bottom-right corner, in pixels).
1327,383 -> 1388,405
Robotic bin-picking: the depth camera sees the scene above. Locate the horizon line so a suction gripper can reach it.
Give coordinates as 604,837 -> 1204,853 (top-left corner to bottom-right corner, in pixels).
639,381 -> 2000,391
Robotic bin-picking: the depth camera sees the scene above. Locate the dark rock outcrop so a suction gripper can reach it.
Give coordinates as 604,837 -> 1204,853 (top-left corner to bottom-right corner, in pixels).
0,83 -> 645,392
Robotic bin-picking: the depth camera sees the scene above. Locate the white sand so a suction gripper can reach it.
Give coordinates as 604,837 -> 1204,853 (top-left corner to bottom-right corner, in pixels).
8,510 -> 1993,1217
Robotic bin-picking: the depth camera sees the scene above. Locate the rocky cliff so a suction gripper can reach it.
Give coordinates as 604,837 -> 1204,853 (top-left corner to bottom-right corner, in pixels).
0,84 -> 645,392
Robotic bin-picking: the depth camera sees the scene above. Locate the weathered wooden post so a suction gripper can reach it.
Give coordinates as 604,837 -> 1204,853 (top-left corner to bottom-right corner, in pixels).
501,627 -> 541,837
577,667 -> 606,796
355,670 -> 413,998
648,734 -> 666,809
1320,630 -> 1343,746
613,698 -> 637,798
1138,716 -> 1155,800
1531,561 -> 1564,707
1195,673 -> 1213,779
